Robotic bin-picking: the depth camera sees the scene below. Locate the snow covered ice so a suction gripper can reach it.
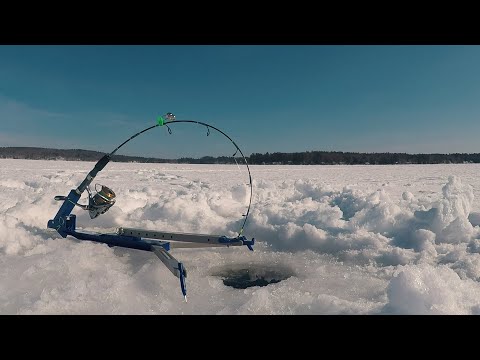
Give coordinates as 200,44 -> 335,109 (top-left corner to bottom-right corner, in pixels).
3,159 -> 480,314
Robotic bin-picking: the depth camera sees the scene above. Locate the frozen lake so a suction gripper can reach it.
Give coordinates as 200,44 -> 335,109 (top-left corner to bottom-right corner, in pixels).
2,159 -> 480,314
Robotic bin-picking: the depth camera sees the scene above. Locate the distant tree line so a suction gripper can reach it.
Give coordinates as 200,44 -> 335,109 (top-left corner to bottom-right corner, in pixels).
248,151 -> 480,165
0,147 -> 240,164
2,147 -> 480,165
0,147 -> 174,163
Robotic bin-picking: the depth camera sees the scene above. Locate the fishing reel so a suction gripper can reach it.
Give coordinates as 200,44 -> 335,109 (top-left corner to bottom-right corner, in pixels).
86,184 -> 116,219
55,184 -> 116,219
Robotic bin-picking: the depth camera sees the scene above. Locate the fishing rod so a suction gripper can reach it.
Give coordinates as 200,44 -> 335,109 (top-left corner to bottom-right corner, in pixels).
48,113 -> 255,301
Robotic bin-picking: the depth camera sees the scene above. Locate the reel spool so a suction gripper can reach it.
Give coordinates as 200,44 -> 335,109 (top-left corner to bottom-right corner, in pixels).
54,183 -> 116,219
87,184 -> 116,219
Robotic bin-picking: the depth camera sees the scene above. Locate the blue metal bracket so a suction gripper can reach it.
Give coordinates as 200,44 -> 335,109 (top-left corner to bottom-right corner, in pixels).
48,192 -> 254,300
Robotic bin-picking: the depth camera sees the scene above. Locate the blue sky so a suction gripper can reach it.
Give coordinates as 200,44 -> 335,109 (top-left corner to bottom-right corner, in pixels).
1,45 -> 480,158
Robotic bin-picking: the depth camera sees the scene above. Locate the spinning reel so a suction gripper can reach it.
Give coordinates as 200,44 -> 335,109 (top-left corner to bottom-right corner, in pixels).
55,183 -> 116,219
